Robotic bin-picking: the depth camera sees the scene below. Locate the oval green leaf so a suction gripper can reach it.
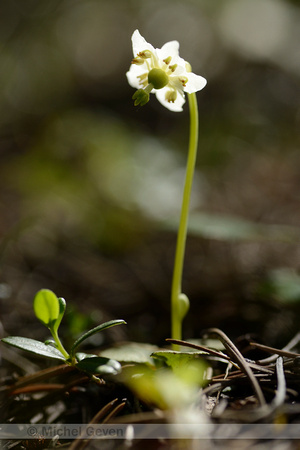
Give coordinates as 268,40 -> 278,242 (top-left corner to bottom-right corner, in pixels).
76,356 -> 121,375
33,289 -> 60,329
1,336 -> 65,360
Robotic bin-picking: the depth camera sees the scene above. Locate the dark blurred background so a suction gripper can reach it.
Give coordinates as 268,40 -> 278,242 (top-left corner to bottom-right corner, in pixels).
0,0 -> 300,351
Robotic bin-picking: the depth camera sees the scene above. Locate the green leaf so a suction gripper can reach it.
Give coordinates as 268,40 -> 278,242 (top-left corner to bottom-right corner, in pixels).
75,356 -> 121,375
52,297 -> 66,333
1,336 -> 65,360
151,350 -> 207,372
33,289 -> 60,329
100,342 -> 159,365
75,352 -> 94,362
70,319 -> 126,355
123,362 -> 206,410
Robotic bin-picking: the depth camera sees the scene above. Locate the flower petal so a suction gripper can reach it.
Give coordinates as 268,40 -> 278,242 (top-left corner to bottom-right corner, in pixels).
171,61 -> 186,76
155,88 -> 185,112
131,29 -> 155,57
175,55 -> 187,69
126,64 -> 147,89
184,73 -> 207,94
157,40 -> 180,61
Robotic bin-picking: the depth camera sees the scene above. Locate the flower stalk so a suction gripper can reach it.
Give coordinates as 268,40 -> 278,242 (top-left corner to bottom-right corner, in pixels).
126,30 -> 206,345
171,92 -> 199,345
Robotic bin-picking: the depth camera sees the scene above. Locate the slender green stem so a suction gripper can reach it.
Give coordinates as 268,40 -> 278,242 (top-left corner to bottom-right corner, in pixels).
51,328 -> 70,360
171,92 -> 199,344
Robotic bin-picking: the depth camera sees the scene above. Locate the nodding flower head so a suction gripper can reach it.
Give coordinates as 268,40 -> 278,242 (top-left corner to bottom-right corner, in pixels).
126,30 -> 207,112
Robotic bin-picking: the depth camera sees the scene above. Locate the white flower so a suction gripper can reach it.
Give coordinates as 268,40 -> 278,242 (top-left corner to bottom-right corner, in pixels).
126,30 -> 207,112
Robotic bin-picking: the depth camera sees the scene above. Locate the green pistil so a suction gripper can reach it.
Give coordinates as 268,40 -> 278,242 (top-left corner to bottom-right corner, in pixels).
132,83 -> 154,106
148,68 -> 169,90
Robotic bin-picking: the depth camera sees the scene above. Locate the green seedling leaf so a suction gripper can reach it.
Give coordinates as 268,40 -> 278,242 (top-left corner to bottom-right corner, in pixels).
100,342 -> 159,365
33,289 -> 61,329
70,319 -> 126,355
1,336 -> 65,360
76,356 -> 121,375
53,297 -> 66,333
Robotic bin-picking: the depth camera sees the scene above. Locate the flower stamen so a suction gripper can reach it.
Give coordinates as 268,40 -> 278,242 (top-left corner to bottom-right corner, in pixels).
185,61 -> 192,72
179,76 -> 188,87
137,73 -> 148,88
132,50 -> 153,65
131,57 -> 144,65
163,56 -> 172,65
137,50 -> 152,59
165,90 -> 177,103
